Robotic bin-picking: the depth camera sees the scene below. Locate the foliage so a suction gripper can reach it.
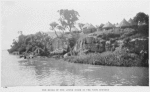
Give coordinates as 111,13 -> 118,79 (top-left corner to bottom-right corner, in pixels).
49,8 -> 77,37
50,22 -> 58,30
137,25 -> 149,36
64,50 -> 148,67
57,25 -> 65,35
8,32 -> 53,56
96,28 -> 133,40
58,9 -> 80,32
133,12 -> 149,25
95,27 -> 148,40
120,28 -> 137,39
50,22 -> 59,37
8,11 -> 149,67
68,33 -> 80,47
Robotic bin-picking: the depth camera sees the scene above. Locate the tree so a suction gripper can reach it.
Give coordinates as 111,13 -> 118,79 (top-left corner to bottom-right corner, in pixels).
8,31 -> 53,56
50,22 -> 59,37
56,9 -> 80,55
78,23 -> 84,31
133,12 -> 149,25
57,25 -> 65,35
57,9 -> 80,33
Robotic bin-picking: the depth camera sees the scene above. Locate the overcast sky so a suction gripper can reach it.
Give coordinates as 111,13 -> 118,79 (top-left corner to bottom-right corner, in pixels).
1,0 -> 149,50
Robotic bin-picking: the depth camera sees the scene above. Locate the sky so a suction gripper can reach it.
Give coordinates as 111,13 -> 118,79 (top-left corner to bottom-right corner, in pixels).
0,0 -> 149,50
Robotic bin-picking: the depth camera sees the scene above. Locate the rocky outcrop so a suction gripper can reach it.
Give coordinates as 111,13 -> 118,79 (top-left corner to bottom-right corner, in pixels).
74,35 -> 106,54
122,38 -> 148,54
50,48 -> 67,55
74,30 -> 148,57
51,37 -> 68,55
52,37 -> 68,51
74,34 -> 121,54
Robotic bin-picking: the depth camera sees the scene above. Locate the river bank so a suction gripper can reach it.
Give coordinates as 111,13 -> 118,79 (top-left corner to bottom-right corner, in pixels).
8,25 -> 149,67
12,47 -> 149,67
64,52 -> 148,67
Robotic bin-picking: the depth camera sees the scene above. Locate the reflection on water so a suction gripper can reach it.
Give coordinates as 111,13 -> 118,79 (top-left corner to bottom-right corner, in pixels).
1,50 -> 149,86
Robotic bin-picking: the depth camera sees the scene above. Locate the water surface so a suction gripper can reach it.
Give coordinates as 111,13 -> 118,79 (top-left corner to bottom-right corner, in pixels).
1,50 -> 149,86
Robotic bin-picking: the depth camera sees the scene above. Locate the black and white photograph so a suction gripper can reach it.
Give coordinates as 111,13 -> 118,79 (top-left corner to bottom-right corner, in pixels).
0,0 -> 149,91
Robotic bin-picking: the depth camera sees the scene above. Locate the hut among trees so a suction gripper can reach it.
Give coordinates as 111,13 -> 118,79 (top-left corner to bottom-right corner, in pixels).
100,23 -> 104,28
114,23 -> 119,28
82,23 -> 97,34
103,22 -> 115,30
128,18 -> 137,28
118,19 -> 131,28
71,27 -> 80,33
98,23 -> 104,31
128,18 -> 137,26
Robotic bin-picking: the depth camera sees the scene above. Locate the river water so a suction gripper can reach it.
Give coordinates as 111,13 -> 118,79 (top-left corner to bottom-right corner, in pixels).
1,50 -> 149,86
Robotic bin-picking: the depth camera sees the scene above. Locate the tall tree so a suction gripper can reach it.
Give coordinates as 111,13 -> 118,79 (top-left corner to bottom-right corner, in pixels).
57,9 -> 80,55
57,9 -> 80,33
50,22 -> 59,37
133,12 -> 149,25
78,23 -> 84,31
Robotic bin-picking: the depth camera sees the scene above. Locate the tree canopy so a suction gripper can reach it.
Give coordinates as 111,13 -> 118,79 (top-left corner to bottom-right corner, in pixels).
50,22 -> 59,37
50,22 -> 58,30
57,9 -> 80,32
133,12 -> 149,25
8,32 -> 53,56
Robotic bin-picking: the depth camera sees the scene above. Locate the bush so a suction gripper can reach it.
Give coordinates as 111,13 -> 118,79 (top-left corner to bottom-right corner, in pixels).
120,28 -> 137,39
96,28 -> 137,40
8,32 -> 53,56
64,49 -> 147,67
138,25 -> 149,36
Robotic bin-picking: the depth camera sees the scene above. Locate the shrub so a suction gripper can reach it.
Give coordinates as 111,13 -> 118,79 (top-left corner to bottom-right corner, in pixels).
138,25 -> 149,36
8,32 -> 53,56
120,28 -> 137,39
96,28 -> 137,40
64,50 -> 146,67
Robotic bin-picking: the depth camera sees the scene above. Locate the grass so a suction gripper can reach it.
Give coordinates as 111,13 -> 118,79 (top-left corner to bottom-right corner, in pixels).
64,49 -> 148,67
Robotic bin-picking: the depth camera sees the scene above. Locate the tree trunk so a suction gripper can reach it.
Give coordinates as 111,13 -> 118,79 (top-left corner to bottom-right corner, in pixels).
60,30 -> 65,37
62,30 -> 65,35
68,26 -> 74,56
54,29 -> 59,37
69,26 -> 72,33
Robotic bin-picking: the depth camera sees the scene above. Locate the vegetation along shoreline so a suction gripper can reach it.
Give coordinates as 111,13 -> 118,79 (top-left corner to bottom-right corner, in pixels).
8,9 -> 149,67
